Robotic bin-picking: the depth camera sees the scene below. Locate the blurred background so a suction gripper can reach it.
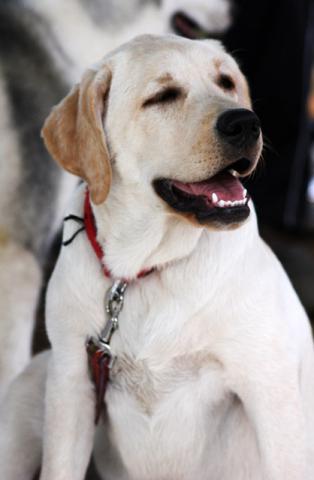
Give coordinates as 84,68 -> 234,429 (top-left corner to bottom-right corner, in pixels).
0,0 -> 313,478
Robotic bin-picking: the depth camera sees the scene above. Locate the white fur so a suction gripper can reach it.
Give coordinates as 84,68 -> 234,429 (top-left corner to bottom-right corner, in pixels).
1,35 -> 314,480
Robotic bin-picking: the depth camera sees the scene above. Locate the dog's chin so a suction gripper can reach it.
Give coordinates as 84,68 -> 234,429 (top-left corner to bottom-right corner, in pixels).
153,167 -> 251,230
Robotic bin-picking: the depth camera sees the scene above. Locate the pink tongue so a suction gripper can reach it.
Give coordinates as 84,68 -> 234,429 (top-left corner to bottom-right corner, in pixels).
172,171 -> 244,202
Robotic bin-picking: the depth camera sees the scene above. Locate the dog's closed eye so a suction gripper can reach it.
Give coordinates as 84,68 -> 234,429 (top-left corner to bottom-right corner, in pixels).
142,87 -> 183,107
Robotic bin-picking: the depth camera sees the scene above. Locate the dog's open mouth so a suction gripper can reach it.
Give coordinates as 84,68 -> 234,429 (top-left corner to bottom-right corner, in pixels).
153,161 -> 251,226
171,11 -> 221,40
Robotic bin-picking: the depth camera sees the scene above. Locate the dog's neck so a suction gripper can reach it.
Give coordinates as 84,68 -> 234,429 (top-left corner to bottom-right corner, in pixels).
92,186 -> 202,279
92,183 -> 258,280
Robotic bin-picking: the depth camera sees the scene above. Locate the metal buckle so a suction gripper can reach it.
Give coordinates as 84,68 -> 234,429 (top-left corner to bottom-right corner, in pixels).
88,279 -> 128,370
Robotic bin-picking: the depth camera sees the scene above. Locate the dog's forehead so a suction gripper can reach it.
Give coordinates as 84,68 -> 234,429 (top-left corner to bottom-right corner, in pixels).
124,35 -> 233,74
94,35 -> 239,86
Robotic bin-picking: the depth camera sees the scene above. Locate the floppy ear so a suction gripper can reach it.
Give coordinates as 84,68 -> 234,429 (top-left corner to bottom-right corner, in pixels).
42,66 -> 112,204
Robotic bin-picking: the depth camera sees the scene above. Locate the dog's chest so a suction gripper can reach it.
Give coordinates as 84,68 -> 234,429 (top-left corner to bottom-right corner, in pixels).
111,349 -> 224,415
94,274 -> 238,478
104,348 -> 229,479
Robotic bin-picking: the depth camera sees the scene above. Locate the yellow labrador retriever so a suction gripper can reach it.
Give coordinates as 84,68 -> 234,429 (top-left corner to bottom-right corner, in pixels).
0,34 -> 313,480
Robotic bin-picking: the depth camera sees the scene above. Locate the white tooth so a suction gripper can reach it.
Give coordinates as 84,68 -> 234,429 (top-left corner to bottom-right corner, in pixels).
212,193 -> 218,204
243,188 -> 247,199
229,169 -> 237,177
218,200 -> 225,207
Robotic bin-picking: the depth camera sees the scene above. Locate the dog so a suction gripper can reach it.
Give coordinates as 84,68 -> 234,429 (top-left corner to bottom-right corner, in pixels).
0,0 -> 232,402
1,34 -> 313,480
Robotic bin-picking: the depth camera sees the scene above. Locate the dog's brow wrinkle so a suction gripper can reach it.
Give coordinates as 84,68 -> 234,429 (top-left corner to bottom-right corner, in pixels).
213,58 -> 223,72
156,73 -> 174,84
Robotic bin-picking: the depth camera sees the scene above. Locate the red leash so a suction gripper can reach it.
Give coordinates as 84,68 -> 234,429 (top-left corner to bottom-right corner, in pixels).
84,189 -> 153,423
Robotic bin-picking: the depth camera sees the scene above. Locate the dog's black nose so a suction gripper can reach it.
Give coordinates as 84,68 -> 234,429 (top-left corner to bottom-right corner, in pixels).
216,109 -> 261,148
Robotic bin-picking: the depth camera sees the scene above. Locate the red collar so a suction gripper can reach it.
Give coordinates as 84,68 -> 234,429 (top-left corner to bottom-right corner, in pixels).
84,189 -> 154,280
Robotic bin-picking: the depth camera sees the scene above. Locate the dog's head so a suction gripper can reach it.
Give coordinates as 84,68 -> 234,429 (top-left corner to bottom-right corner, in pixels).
42,34 -> 262,230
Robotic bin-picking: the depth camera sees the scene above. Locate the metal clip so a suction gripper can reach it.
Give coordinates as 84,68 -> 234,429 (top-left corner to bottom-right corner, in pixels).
105,279 -> 128,318
97,279 -> 128,357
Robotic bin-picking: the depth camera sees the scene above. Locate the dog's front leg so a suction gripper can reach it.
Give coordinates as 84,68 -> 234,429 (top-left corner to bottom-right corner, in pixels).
40,343 -> 95,480
232,361 -> 309,479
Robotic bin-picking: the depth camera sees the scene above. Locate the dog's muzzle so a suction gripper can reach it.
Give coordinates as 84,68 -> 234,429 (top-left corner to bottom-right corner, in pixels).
153,108 -> 262,229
